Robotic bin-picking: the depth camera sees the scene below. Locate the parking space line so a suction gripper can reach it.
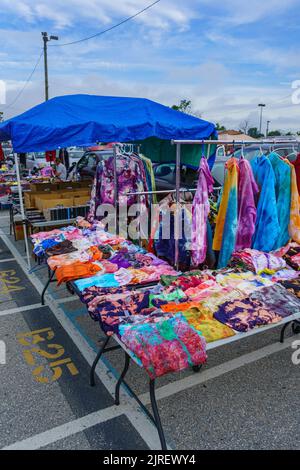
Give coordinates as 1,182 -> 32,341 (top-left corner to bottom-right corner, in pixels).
2,333 -> 297,451
2,405 -> 125,450
0,258 -> 16,263
56,296 -> 79,304
138,333 -> 300,405
0,303 -> 47,317
0,228 -> 163,450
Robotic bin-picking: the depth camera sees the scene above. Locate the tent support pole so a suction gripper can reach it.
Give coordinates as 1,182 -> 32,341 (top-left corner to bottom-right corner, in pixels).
14,153 -> 31,270
113,145 -> 119,235
175,143 -> 181,270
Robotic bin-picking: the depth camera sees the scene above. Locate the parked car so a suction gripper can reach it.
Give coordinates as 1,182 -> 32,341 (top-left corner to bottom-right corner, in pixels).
212,143 -> 300,185
5,151 -> 47,173
153,163 -> 198,192
67,147 -> 86,165
68,150 -> 113,179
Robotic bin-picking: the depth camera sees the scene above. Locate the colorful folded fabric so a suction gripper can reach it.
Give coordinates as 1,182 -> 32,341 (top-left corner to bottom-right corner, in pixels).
213,298 -> 282,332
56,261 -> 101,285
279,278 -> 300,299
119,313 -> 207,379
181,306 -> 235,343
231,249 -> 286,274
250,284 -> 300,317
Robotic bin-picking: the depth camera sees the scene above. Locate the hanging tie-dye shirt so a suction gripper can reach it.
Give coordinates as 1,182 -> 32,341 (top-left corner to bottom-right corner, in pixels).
286,160 -> 300,244
213,158 -> 239,268
191,157 -> 214,266
251,155 -> 280,252
268,152 -> 291,250
235,158 -> 259,251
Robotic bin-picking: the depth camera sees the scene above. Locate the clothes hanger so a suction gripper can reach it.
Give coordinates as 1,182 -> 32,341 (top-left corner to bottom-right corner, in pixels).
201,142 -> 205,159
240,142 -> 245,159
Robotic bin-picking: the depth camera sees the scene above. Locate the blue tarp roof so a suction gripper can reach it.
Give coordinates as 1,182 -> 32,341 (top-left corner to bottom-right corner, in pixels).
0,94 -> 216,152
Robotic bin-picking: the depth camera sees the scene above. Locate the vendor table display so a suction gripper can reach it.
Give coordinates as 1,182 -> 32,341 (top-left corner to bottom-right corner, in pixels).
30,218 -> 300,450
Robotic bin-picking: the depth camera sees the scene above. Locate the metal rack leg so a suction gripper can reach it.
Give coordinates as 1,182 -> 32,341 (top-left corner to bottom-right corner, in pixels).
90,336 -> 110,387
292,320 -> 300,335
280,322 -> 292,343
41,268 -> 56,305
149,379 -> 167,450
115,353 -> 130,405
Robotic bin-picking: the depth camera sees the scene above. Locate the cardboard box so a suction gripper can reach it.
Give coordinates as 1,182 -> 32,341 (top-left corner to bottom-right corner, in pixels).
34,194 -> 64,211
25,189 -> 53,208
40,197 -> 74,210
14,221 -> 25,240
29,182 -> 59,192
73,196 -> 90,206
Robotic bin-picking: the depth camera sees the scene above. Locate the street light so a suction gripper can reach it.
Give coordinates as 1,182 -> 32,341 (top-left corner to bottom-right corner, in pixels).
41,32 -> 59,101
258,103 -> 266,136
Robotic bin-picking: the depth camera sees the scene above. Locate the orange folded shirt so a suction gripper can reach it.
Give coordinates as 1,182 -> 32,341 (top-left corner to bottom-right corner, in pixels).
161,301 -> 202,313
89,246 -> 103,261
56,261 -> 101,285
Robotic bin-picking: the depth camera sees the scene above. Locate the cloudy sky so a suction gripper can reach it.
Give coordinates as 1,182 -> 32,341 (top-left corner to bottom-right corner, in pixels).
0,0 -> 299,132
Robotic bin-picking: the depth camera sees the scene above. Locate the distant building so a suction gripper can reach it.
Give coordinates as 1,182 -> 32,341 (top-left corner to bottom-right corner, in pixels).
218,130 -> 256,141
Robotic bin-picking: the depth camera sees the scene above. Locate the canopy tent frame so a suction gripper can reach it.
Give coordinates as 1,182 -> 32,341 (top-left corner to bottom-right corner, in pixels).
13,152 -> 31,269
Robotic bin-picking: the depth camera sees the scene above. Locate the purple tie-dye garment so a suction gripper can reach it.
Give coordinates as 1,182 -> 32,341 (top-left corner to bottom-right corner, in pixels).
191,158 -> 214,266
235,158 -> 259,251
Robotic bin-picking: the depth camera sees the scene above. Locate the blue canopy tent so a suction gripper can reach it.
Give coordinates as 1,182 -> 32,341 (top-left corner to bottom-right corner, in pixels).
0,94 -> 216,269
0,94 -> 216,153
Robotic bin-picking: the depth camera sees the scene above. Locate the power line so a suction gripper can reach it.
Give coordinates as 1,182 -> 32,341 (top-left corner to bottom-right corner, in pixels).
49,0 -> 161,47
0,1 -> 161,114
3,50 -> 43,111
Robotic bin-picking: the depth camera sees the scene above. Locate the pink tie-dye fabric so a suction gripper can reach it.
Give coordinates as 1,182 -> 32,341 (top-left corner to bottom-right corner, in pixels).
191,158 -> 214,266
235,158 -> 259,251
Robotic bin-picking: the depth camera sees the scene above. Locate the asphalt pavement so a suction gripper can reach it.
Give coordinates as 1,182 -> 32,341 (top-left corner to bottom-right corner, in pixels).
0,211 -> 299,450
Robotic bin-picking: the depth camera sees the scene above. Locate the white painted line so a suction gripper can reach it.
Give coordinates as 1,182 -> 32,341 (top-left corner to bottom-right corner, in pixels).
0,258 -> 16,263
56,296 -> 79,304
0,303 -> 47,317
0,229 -> 163,451
139,333 -> 300,405
2,405 -> 125,450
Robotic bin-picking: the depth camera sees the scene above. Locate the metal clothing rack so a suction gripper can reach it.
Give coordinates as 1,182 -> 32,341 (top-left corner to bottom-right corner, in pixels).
112,138 -> 298,267
171,139 -> 299,269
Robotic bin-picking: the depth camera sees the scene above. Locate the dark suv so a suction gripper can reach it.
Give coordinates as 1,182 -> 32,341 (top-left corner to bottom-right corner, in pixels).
153,163 -> 198,191
68,150 -> 113,179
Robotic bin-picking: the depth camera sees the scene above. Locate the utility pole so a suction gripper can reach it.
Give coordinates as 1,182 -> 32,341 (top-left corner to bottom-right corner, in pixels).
41,32 -> 59,101
258,103 -> 266,136
266,120 -> 271,137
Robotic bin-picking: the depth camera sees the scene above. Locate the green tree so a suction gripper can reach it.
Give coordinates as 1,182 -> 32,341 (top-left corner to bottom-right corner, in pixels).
215,122 -> 226,132
248,127 -> 264,139
267,130 -> 282,137
171,99 -> 202,118
172,99 -> 192,113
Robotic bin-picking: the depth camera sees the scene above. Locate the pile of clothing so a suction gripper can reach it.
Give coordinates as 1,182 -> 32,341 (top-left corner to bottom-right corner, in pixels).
31,218 -> 177,290
31,219 -> 300,381
80,258 -> 300,379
